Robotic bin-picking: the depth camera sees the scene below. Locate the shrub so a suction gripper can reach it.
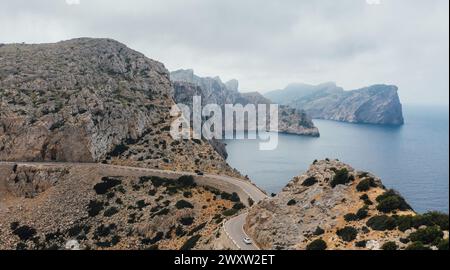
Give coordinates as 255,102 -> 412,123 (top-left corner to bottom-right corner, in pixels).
178,175 -> 196,188
356,178 -> 377,192
438,239 -> 449,250
188,222 -> 207,236
381,241 -> 398,250
233,203 -> 245,210
336,227 -> 358,242
356,207 -> 369,220
94,177 -> 122,195
183,191 -> 193,198
417,212 -> 449,231
302,177 -> 318,187
330,168 -> 351,188
104,207 -> 119,217
313,227 -> 325,236
88,200 -> 104,217
248,198 -> 254,206
409,226 -> 443,245
367,215 -> 397,231
355,240 -> 367,248
405,242 -> 431,251
344,213 -> 358,222
180,235 -> 201,250
287,199 -> 297,206
306,239 -> 327,250
12,225 -> 37,241
136,200 -> 149,210
230,192 -> 240,202
180,217 -> 195,226
175,200 -> 194,209
360,194 -> 373,205
376,190 -> 412,213
223,208 -> 239,217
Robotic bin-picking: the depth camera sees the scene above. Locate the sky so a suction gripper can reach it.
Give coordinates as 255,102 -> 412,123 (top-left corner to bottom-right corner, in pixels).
0,0 -> 448,105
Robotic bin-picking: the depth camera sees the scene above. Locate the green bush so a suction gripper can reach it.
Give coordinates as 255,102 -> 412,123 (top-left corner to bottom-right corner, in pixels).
180,217 -> 195,226
330,168 -> 351,188
381,241 -> 398,250
394,215 -> 415,231
336,226 -> 358,242
356,207 -> 369,220
233,203 -> 245,210
405,242 -> 431,251
344,213 -> 358,222
314,227 -> 325,236
376,190 -> 412,213
367,215 -> 397,231
438,239 -> 449,250
360,194 -> 373,205
180,235 -> 201,250
223,208 -> 239,217
287,199 -> 297,206
306,239 -> 327,250
409,226 -> 443,245
104,207 -> 119,217
355,240 -> 367,248
248,197 -> 254,206
175,200 -> 194,209
178,175 -> 196,187
356,178 -> 377,192
88,200 -> 104,217
302,177 -> 318,187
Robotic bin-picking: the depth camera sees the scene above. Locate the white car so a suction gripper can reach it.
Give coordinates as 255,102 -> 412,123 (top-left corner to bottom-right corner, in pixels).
243,237 -> 252,245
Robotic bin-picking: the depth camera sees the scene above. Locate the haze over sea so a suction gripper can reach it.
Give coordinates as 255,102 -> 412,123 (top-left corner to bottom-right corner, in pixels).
225,105 -> 449,213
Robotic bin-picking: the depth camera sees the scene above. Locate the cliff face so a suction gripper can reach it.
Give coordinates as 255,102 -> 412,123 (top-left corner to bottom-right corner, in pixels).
265,83 -> 404,125
245,160 -> 448,250
0,39 -> 237,176
171,69 -> 320,137
0,38 -> 247,250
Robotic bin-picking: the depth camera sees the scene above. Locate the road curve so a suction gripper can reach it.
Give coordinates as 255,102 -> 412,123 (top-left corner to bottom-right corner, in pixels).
0,161 -> 268,250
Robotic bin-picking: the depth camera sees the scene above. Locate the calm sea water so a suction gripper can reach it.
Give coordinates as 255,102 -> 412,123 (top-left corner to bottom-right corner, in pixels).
225,105 -> 449,213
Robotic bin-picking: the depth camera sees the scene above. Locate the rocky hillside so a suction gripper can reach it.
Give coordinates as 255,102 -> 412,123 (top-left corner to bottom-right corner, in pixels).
245,160 -> 448,250
0,38 -> 238,176
171,69 -> 319,137
265,83 -> 404,126
0,163 -> 245,250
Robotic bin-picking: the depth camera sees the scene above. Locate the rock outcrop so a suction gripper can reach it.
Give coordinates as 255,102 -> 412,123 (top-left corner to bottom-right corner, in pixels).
265,83 -> 404,125
245,160 -> 448,250
0,38 -> 238,176
170,69 -> 320,137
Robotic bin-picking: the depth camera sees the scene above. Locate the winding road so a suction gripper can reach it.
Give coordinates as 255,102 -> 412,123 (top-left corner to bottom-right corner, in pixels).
0,161 -> 268,250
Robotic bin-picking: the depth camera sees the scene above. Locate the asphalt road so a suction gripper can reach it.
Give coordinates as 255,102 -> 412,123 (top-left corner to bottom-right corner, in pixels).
0,161 -> 268,250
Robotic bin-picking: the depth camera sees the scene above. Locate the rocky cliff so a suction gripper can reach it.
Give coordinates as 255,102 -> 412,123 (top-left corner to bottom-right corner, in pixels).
171,69 -> 320,137
265,83 -> 404,125
245,160 -> 448,250
0,163 -> 243,250
0,38 -> 238,176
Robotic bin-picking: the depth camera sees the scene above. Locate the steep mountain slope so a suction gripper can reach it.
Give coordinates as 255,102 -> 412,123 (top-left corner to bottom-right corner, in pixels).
265,83 -> 404,125
245,160 -> 448,250
171,69 -> 319,137
0,38 -> 237,176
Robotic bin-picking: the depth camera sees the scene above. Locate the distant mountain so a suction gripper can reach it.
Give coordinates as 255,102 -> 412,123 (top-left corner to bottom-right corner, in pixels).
265,83 -> 404,125
170,69 -> 320,137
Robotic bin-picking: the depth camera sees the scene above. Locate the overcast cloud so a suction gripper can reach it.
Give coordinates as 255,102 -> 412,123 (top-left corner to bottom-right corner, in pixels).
0,0 -> 448,105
